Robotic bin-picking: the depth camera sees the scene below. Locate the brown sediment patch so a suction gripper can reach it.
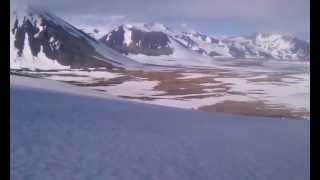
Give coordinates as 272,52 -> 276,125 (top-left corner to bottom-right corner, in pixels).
12,69 -> 63,73
247,72 -> 305,84
11,71 -> 42,78
40,73 -> 90,77
118,96 -> 158,101
205,88 -> 230,94
248,74 -> 284,83
232,61 -> 263,67
154,79 -> 213,96
124,69 -> 252,97
127,70 -> 218,95
73,76 -> 133,87
176,94 -> 224,99
227,91 -> 248,96
58,81 -> 88,86
198,100 -> 309,120
93,89 -> 107,92
126,70 -> 183,80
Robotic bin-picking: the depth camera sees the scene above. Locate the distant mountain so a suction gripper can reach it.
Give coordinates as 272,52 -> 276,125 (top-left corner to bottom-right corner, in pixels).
99,23 -> 206,66
10,8 -> 309,71
101,23 -> 309,61
101,24 -> 173,56
10,7 -> 139,70
222,33 -> 310,60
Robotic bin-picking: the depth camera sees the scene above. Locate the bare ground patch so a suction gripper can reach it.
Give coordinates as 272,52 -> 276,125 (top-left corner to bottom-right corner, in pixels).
199,100 -> 309,120
248,72 -> 305,84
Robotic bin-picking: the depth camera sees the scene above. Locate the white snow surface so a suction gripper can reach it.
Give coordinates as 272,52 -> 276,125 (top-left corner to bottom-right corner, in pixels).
11,75 -> 309,180
215,73 -> 310,111
177,72 -> 209,79
123,26 -> 133,46
89,80 -> 164,97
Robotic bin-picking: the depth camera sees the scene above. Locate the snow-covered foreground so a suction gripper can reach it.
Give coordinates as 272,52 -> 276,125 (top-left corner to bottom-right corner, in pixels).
11,75 -> 309,180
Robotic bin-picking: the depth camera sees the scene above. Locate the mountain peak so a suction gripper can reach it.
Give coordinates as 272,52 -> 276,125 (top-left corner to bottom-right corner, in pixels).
10,8 -> 139,70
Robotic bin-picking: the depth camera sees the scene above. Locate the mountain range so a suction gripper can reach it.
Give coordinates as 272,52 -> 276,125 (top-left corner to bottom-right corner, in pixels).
10,7 -> 310,70
100,23 -> 309,60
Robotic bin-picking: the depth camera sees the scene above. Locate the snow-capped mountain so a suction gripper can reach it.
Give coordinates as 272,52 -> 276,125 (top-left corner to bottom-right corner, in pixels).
100,23 -> 217,57
10,7 -> 139,70
174,31 -> 232,57
99,23 -> 212,66
10,7 -> 309,71
222,33 -> 310,60
101,23 -> 309,61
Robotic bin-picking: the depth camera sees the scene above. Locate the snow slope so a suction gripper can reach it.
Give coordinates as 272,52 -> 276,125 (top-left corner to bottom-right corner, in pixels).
127,37 -> 215,67
10,7 -> 141,70
11,75 -> 309,180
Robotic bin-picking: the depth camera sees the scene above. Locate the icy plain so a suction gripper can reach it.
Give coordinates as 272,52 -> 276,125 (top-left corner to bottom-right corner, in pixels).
11,75 -> 309,180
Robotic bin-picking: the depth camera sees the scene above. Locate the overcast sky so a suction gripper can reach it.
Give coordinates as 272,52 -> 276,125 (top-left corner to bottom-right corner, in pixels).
11,0 -> 310,40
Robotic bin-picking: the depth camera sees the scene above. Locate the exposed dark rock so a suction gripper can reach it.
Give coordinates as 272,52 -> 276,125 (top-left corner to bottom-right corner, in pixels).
101,25 -> 173,56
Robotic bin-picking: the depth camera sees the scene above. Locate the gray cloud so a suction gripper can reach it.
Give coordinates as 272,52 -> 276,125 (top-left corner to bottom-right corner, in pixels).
11,0 -> 309,39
